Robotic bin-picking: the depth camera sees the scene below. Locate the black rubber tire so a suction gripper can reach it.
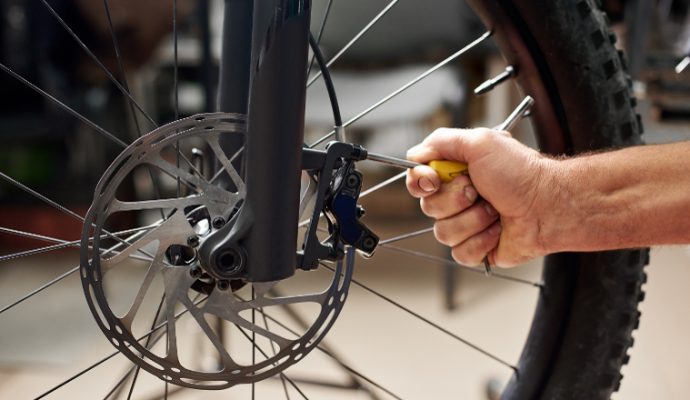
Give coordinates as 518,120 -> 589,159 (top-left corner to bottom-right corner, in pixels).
465,0 -> 648,398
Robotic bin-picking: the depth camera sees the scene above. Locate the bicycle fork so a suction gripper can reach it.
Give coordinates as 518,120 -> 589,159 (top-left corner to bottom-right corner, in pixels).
199,0 -> 312,282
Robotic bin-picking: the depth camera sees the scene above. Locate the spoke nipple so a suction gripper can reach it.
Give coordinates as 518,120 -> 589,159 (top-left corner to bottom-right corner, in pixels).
187,235 -> 200,247
474,65 -> 516,95
217,280 -> 230,291
212,217 -> 226,229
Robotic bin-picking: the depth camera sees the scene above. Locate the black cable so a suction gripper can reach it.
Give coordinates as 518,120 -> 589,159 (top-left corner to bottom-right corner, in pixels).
308,33 -> 342,128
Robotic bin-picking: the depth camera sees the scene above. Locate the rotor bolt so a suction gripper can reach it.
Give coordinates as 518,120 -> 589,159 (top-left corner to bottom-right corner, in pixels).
189,267 -> 202,279
212,217 -> 226,229
187,235 -> 200,248
217,280 -> 230,291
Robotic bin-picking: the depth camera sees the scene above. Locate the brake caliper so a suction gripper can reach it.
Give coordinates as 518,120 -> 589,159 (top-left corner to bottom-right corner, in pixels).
299,141 -> 379,270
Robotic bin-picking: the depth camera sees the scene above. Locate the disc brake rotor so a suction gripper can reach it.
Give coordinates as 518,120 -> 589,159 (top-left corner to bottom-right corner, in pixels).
80,113 -> 353,389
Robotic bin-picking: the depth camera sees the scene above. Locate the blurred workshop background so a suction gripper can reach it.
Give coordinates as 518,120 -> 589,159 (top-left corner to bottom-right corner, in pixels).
1,0 -> 690,399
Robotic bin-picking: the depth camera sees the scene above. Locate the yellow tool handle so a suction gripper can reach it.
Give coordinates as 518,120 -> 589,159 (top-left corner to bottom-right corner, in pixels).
428,160 -> 469,183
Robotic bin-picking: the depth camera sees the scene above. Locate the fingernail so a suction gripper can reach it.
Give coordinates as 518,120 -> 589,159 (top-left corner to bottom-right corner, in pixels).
418,177 -> 437,192
464,186 -> 478,203
489,223 -> 502,236
485,203 -> 498,217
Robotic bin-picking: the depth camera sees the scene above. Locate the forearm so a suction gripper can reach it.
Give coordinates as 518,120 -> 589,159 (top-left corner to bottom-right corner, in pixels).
539,141 -> 690,252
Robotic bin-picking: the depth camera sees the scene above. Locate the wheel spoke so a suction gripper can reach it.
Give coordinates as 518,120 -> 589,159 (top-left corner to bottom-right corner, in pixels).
102,368 -> 134,400
173,0 -> 182,199
102,0 -> 143,138
209,144 -> 245,184
307,0 -> 400,87
251,306 -> 403,400
0,242 -> 78,263
232,322 -> 310,400
173,0 -> 180,121
306,0 -> 335,78
378,227 -> 433,245
0,171 -> 156,260
124,295 -> 167,400
259,308 -> 291,400
360,171 -> 406,198
0,266 -> 79,316
320,264 -> 518,373
121,254 -> 165,328
0,233 -> 155,316
378,244 -> 543,288
181,294 -> 235,367
0,63 -> 127,149
34,295 -> 207,399
39,0 -> 157,128
309,30 -> 493,148
0,225 -> 156,264
102,0 -> 168,221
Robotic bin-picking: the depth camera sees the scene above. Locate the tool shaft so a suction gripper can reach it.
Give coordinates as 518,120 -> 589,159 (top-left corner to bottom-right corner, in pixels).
366,152 -> 421,169
366,95 -> 534,171
496,96 -> 534,132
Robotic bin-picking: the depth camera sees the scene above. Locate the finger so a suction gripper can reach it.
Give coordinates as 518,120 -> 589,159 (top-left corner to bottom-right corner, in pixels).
450,221 -> 502,267
490,239 -> 527,268
433,200 -> 499,246
419,175 -> 475,219
405,165 -> 441,198
407,127 -> 494,164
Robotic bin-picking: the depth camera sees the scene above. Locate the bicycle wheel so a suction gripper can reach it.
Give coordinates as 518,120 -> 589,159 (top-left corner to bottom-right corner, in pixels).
0,0 -> 647,399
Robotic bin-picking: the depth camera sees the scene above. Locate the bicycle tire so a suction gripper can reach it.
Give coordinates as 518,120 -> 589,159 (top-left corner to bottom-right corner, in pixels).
467,0 -> 648,398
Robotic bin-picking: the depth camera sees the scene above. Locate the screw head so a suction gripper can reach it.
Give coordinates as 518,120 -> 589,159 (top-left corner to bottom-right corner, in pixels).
345,174 -> 361,189
212,217 -> 226,229
217,280 -> 230,291
362,236 -> 377,251
189,267 -> 202,279
187,235 -> 200,247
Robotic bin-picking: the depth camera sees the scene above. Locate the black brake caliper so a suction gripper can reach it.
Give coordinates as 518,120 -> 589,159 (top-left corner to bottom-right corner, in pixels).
299,142 -> 379,270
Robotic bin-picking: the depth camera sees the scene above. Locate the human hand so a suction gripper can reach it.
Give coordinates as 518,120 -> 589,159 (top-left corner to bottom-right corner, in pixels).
406,128 -> 553,267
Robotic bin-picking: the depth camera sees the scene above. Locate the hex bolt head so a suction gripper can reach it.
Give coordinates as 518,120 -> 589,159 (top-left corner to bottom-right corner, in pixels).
346,174 -> 361,189
187,235 -> 200,248
189,267 -> 202,279
212,217 -> 226,229
217,280 -> 230,291
362,236 -> 377,252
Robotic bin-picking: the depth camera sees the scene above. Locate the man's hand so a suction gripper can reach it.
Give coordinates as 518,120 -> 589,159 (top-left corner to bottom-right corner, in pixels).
405,128 -> 553,267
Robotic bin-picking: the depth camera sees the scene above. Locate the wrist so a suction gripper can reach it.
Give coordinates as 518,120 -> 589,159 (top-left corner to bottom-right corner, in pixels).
532,156 -> 571,254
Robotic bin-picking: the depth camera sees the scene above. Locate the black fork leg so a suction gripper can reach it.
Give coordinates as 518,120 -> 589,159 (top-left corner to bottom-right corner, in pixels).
204,0 -> 311,282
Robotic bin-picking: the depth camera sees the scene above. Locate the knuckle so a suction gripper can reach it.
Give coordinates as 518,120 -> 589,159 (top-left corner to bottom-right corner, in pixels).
419,198 -> 436,217
433,223 -> 453,246
449,185 -> 473,208
478,203 -> 497,224
451,246 -> 478,267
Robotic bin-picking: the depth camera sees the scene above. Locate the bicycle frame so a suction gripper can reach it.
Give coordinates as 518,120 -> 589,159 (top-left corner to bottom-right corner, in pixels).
200,0 -> 311,282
